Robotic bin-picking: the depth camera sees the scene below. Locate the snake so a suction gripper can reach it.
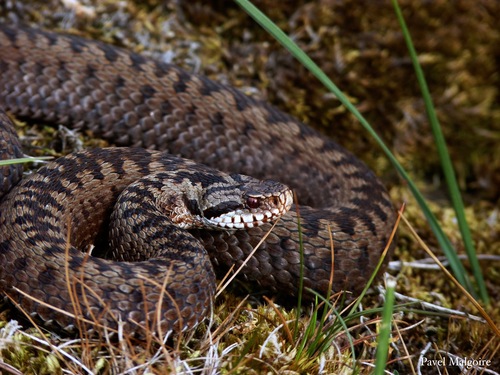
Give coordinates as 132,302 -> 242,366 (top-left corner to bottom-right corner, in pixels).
0,24 -> 396,336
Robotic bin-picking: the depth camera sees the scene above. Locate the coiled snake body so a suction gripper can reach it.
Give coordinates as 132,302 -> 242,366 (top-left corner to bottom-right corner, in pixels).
0,25 -> 396,335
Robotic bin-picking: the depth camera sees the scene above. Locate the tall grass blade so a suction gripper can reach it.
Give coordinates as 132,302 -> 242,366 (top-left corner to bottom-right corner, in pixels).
391,0 -> 488,304
234,0 -> 478,297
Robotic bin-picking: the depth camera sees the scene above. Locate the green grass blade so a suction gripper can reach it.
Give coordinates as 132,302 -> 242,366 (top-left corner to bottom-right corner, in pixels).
0,156 -> 52,166
391,0 -> 488,304
234,0 -> 477,297
374,279 -> 396,374
293,205 -> 305,338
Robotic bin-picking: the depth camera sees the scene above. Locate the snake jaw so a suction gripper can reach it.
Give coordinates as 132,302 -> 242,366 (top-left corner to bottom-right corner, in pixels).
204,189 -> 293,229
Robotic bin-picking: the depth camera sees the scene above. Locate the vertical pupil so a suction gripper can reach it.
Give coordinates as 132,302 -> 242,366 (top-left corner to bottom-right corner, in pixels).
247,197 -> 260,209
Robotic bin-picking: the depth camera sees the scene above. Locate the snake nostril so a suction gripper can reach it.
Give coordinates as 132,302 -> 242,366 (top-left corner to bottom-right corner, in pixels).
272,196 -> 279,206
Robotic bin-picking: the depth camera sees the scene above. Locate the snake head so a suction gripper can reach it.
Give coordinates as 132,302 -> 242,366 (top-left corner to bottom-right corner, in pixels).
201,175 -> 293,230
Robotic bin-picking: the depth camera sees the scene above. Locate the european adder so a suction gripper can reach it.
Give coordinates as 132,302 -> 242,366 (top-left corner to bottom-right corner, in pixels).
0,25 -> 396,335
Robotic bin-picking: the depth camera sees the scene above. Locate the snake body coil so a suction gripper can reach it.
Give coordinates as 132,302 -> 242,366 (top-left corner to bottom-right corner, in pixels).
0,25 -> 396,335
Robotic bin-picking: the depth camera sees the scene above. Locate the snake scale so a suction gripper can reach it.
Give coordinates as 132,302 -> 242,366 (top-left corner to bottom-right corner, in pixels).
0,24 -> 396,336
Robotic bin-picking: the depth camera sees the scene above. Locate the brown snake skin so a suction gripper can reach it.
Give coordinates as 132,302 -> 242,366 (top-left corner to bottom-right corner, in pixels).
0,25 -> 396,335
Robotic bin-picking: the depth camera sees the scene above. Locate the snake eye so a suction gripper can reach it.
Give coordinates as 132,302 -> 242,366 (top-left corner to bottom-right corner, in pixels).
246,196 -> 260,209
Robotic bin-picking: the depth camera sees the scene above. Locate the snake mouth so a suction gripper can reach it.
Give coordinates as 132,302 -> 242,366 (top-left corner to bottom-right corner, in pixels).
206,208 -> 281,229
204,190 -> 293,229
